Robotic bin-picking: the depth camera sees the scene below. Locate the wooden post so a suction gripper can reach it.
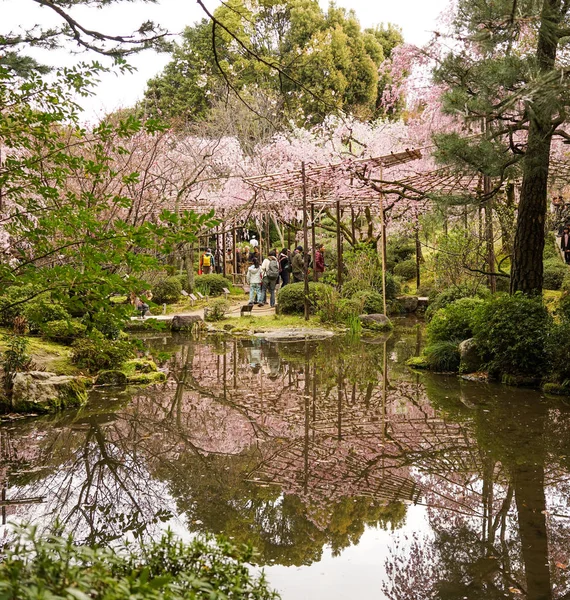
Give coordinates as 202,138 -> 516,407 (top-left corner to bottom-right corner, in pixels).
415,217 -> 421,291
233,226 -> 238,281
311,204 -> 317,282
302,162 -> 310,321
265,213 -> 271,255
351,207 -> 356,244
336,200 -> 343,289
379,182 -> 387,316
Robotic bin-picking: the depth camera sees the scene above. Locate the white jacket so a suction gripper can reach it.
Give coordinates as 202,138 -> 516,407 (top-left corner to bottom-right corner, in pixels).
246,265 -> 262,284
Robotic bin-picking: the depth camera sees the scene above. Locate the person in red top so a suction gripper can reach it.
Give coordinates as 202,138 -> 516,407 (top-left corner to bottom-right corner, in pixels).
315,244 -> 325,279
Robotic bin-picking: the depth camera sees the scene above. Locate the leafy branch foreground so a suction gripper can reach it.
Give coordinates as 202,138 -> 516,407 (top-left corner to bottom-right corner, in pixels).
0,526 -> 279,600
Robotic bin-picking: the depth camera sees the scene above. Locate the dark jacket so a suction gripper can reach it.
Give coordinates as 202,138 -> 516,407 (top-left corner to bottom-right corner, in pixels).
561,232 -> 570,252
315,250 -> 325,273
291,251 -> 305,281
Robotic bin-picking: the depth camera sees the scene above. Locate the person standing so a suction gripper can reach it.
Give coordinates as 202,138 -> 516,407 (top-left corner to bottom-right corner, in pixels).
278,248 -> 290,287
260,250 -> 280,307
315,244 -> 325,280
561,226 -> 570,264
246,257 -> 263,305
199,248 -> 215,274
291,245 -> 305,283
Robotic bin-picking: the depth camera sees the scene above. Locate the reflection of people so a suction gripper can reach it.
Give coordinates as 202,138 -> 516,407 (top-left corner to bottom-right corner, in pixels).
315,244 -> 325,279
246,257 -> 263,305
199,248 -> 215,275
291,246 -> 305,283
561,225 -> 570,264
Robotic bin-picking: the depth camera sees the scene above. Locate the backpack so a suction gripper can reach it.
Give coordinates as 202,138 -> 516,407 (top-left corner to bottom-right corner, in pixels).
266,257 -> 279,280
202,253 -> 211,267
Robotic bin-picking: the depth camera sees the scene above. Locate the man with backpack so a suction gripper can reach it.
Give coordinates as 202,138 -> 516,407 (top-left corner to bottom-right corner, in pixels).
260,249 -> 280,307
199,248 -> 215,275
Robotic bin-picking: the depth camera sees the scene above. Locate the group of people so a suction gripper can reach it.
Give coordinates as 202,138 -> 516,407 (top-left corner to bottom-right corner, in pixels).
245,244 -> 326,307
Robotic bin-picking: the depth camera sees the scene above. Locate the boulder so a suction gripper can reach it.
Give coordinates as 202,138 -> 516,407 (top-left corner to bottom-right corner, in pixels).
458,338 -> 482,374
95,370 -> 128,386
397,296 -> 419,313
11,371 -> 88,414
171,315 -> 203,332
359,314 -> 393,332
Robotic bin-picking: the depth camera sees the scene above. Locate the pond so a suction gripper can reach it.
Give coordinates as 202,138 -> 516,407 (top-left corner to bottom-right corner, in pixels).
1,320 -> 569,599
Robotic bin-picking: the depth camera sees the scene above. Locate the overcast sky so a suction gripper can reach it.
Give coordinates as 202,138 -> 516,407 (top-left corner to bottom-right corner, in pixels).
5,0 -> 451,120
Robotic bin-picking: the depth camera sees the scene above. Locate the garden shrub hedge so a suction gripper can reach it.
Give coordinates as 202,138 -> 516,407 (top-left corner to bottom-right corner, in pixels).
195,274 -> 232,297
393,258 -> 417,281
152,276 -> 183,304
425,284 -> 490,321
41,319 -> 87,345
71,332 -> 135,372
543,257 -> 567,290
427,297 -> 483,344
278,282 -> 328,314
423,341 -> 461,372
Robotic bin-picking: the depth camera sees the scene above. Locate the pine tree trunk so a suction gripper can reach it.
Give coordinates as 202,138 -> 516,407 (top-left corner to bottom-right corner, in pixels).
511,0 -> 562,295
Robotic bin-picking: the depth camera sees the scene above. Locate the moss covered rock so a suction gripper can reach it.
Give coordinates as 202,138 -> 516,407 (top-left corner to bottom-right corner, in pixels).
10,372 -> 88,413
95,370 -> 128,386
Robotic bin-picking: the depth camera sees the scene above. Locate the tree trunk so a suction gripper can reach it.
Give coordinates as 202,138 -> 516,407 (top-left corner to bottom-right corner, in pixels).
511,0 -> 562,295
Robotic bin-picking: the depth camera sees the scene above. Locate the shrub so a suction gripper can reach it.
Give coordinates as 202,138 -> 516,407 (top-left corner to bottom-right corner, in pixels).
557,293 -> 570,322
89,310 -> 126,340
316,286 -> 343,323
425,284 -> 490,321
393,258 -> 417,281
427,298 -> 483,344
152,276 -> 183,304
561,272 -> 570,293
0,284 -> 44,326
341,279 -> 369,299
338,297 -> 364,320
387,235 -> 415,267
71,332 -> 135,372
195,273 -> 232,297
205,298 -> 230,321
424,341 -> 461,372
24,299 -> 71,333
545,321 -> 570,384
543,257 -> 567,290
472,293 -> 552,377
0,525 -> 279,600
277,282 -> 328,314
543,231 -> 559,260
41,320 -> 87,345
352,290 -> 384,314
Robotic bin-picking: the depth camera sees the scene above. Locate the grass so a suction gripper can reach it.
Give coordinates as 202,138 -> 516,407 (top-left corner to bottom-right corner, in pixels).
215,313 -> 325,333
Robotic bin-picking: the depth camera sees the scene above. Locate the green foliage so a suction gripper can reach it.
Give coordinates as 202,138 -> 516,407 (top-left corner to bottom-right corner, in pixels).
71,332 -> 136,373
472,293 -> 552,377
557,293 -> 570,323
89,310 -> 127,340
338,297 -> 365,320
142,1 -> 404,127
393,258 -> 417,281
24,299 -> 71,334
352,290 -> 384,314
425,284 -> 490,322
195,274 -> 232,297
205,298 -> 231,321
545,321 -> 570,384
152,277 -> 183,304
427,298 -> 483,344
423,341 -> 461,372
431,229 -> 483,290
543,232 -> 559,260
0,285 -> 43,327
0,525 -> 279,600
1,335 -> 33,395
543,258 -> 567,291
386,235 -> 415,272
316,286 -> 343,323
41,320 -> 88,345
277,282 -> 327,315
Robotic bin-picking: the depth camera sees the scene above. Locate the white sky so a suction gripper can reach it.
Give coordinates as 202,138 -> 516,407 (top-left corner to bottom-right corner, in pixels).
3,0 -> 451,120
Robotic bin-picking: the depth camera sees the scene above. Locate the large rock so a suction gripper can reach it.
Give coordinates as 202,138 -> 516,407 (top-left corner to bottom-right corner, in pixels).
11,371 -> 88,414
458,338 -> 482,374
95,370 -> 128,386
171,315 -> 203,332
359,314 -> 393,332
397,296 -> 419,313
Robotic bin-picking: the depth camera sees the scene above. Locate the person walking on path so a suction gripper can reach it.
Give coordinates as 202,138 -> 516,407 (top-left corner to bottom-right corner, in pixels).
278,248 -> 290,287
291,246 -> 305,283
315,244 -> 325,280
246,257 -> 263,305
561,226 -> 570,264
199,248 -> 215,275
260,250 -> 280,307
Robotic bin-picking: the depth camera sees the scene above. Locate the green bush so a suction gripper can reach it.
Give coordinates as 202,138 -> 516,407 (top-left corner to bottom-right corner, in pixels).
543,257 -> 567,290
0,284 -> 44,326
152,277 -> 183,304
427,298 -> 483,344
24,299 -> 71,333
561,272 -> 570,293
71,332 -> 135,372
41,320 -> 87,345
0,525 -> 279,600
393,258 -> 417,281
425,284 -> 490,322
339,297 -> 364,320
424,341 -> 461,372
195,273 -> 232,297
386,235 -> 415,267
472,293 -> 552,377
543,231 -> 559,260
205,298 -> 230,321
545,321 -> 570,384
352,290 -> 384,314
557,293 -> 570,322
277,282 -> 328,314
89,310 -> 126,340
341,279 -> 369,299
316,286 -> 343,323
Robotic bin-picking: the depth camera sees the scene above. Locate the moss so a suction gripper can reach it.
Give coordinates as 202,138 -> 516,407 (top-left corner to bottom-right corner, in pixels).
406,356 -> 430,369
123,358 -> 158,374
95,370 -> 128,386
127,371 -> 166,385
542,382 -> 570,396
12,376 -> 88,414
124,318 -> 168,332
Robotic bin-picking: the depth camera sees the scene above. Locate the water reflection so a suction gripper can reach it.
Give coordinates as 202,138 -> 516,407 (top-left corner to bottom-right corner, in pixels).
1,325 -> 570,599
